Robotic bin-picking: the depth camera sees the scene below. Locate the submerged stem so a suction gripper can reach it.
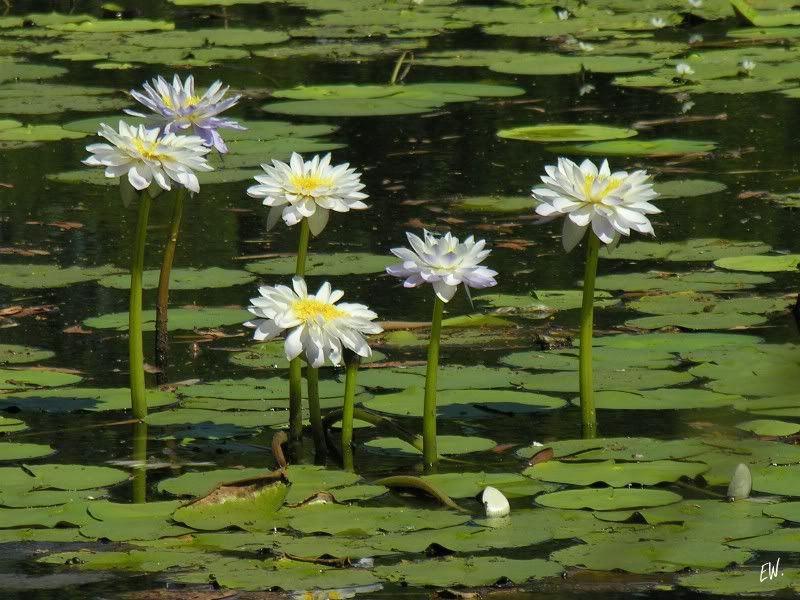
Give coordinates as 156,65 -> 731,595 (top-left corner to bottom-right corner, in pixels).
423,295 -> 445,468
341,354 -> 360,471
129,191 -> 152,420
132,421 -> 147,504
154,187 -> 186,381
306,365 -> 326,463
579,233 -> 601,439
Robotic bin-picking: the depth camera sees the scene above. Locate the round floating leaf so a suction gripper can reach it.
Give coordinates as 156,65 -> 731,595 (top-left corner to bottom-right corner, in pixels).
653,179 -> 727,199
764,501 -> 800,522
476,289 -> 617,313
82,500 -> 190,541
592,332 -> 762,352
419,472 -> 555,499
714,254 -> 800,272
453,195 -> 537,213
0,388 -> 176,413
375,556 -> 562,587
97,268 -> 255,290
0,443 -> 54,462
158,467 -> 268,498
229,341 -> 384,369
0,344 -> 54,365
84,307 -> 248,331
365,435 -> 496,456
536,488 -> 682,511
0,124 -> 87,141
245,252 -> 394,276
364,387 -> 565,418
49,19 -> 175,33
525,459 -> 708,487
520,367 -> 694,393
501,347 -> 679,371
39,548 -> 210,572
577,388 -> 740,410
603,239 -> 771,262
0,264 -> 123,288
0,59 -> 66,83
752,466 -> 800,497
678,569 -> 800,595
737,419 -> 800,437
24,464 -> 129,490
357,364 -> 522,391
595,270 -> 772,292
549,138 -> 717,157
517,437 -> 707,462
0,369 -> 82,392
0,416 -> 27,434
145,408 -> 288,430
626,311 -> 766,330
263,98 -> 440,117
498,123 -> 637,142
284,465 -> 361,504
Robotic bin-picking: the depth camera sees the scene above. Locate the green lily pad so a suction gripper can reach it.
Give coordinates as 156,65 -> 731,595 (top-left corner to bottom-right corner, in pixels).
375,556 -> 562,587
0,369 -> 82,393
549,138 -> 717,157
653,179 -> 728,199
0,500 -> 94,528
678,569 -> 800,595
0,442 -> 55,462
97,268 -> 255,290
592,332 -> 762,352
81,500 -> 190,541
0,388 -> 176,412
602,239 -> 771,262
0,264 -> 123,288
419,472 -> 555,499
626,311 -> 766,330
501,347 -> 679,371
363,387 -> 565,418
695,439 -> 800,487
525,459 -> 708,487
764,501 -> 800,522
476,290 -> 617,314
0,59 -> 66,83
490,53 -> 661,76
0,344 -> 54,365
48,18 -> 174,33
24,464 -> 129,490
752,465 -> 800,496
39,548 -> 211,572
0,124 -> 88,141
145,408 -> 289,430
229,342 -> 384,369
519,367 -> 694,393
84,307 -> 248,331
365,435 -> 496,456
157,468 -> 268,498
517,437 -> 707,462
737,419 -> 800,437
245,252 -> 394,276
577,388 -> 740,410
497,123 -> 637,142
284,465 -> 362,504
714,254 -> 800,272
0,416 -> 27,434
453,195 -> 537,213
595,270 -> 772,292
536,488 -> 682,511
357,364 -> 523,391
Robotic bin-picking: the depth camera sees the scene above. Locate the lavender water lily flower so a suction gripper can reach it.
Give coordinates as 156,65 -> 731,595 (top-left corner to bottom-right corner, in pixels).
126,74 -> 244,154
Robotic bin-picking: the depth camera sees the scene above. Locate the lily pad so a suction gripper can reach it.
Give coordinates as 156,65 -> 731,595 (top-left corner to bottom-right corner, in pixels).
653,179 -> 728,199
0,264 -> 123,288
678,569 -> 800,595
517,437 -> 707,462
476,289 -> 617,313
365,435 -> 496,456
525,459 -> 708,487
578,388 -> 740,410
0,344 -> 54,365
497,123 -> 637,142
84,307 -> 248,331
714,254 -> 800,272
519,367 -> 694,393
0,388 -> 176,412
536,488 -> 682,511
549,138 -> 717,157
0,369 -> 82,393
0,442 -> 55,461
0,416 -> 27,434
97,268 -> 255,290
419,472 -> 555,499
245,252 -> 394,276
594,270 -> 772,292
24,464 -> 129,490
82,500 -> 190,541
374,556 -> 562,587
737,419 -> 800,437
453,195 -> 537,213
602,239 -> 771,262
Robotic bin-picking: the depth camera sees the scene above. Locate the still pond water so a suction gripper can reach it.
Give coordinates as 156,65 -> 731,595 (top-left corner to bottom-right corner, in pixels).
1,0 -> 800,598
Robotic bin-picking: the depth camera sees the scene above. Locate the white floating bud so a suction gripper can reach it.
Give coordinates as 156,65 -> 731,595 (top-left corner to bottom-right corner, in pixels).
482,486 -> 510,518
727,463 -> 752,501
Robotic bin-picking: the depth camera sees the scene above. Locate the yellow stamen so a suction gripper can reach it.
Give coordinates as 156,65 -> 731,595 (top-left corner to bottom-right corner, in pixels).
583,174 -> 623,203
293,298 -> 346,323
161,94 -> 202,110
132,138 -> 166,161
289,173 -> 334,196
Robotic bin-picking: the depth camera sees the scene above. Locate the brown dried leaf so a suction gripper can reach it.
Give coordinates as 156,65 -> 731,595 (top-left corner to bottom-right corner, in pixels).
0,304 -> 58,318
527,447 -> 554,467
0,247 -> 50,256
63,324 -> 92,335
48,221 -> 84,230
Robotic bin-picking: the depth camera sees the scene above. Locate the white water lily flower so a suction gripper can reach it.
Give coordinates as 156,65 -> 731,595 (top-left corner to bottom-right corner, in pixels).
675,63 -> 694,77
650,16 -> 666,28
126,74 -> 244,154
740,59 -> 756,74
83,121 -> 212,193
578,41 -> 595,52
688,0 -> 703,8
531,157 -> 661,252
247,152 -> 368,236
482,486 -> 510,518
386,230 -> 498,303
244,277 -> 382,368
579,83 -> 596,96
688,33 -> 704,44
556,9 -> 570,20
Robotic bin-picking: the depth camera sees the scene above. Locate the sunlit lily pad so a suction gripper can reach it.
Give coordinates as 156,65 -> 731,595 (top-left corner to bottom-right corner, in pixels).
594,270 -> 772,292
751,465 -> 800,496
497,123 -> 637,142
517,437 -> 707,462
452,195 -> 537,213
81,500 -> 191,541
0,388 -> 176,412
245,252 -> 393,276
602,239 -> 771,262
0,124 -> 88,141
653,179 -> 727,199
577,388 -> 740,410
550,138 -> 717,157
0,58 -> 66,83
592,332 -> 762,352
0,442 -> 55,461
677,569 -> 800,595
39,548 -> 210,572
0,264 -> 122,288
476,290 -> 617,314
365,435 -> 496,456
97,268 -> 255,290
501,347 -> 679,371
24,464 -> 129,490
520,367 -> 693,393
0,416 -> 27,434
375,556 -> 562,587
357,364 -> 522,390
737,419 -> 800,437
229,341 -> 384,369
84,307 -> 248,331
0,344 -> 54,365
525,459 -> 707,487
419,472 -> 555,499
0,369 -> 82,393
714,254 -> 800,272
536,488 -> 682,511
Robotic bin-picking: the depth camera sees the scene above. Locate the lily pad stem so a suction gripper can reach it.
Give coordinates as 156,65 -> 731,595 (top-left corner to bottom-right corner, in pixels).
154,187 -> 186,380
579,233 -> 601,439
307,365 -> 326,463
288,218 -> 311,454
129,190 -> 152,420
423,295 -> 445,467
132,421 -> 147,504
341,352 -> 361,471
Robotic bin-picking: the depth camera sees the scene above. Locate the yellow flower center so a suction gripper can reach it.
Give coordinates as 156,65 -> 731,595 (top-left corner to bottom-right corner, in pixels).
161,94 -> 202,110
290,173 -> 334,196
583,174 -> 624,203
132,138 -> 166,161
293,298 -> 346,323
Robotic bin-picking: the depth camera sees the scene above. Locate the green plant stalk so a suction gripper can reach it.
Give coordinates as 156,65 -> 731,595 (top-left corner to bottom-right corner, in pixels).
154,187 -> 186,378
306,365 -> 326,462
132,421 -> 147,504
423,295 -> 445,467
129,191 -> 152,420
579,233 -> 601,439
288,218 -> 311,451
341,356 -> 360,471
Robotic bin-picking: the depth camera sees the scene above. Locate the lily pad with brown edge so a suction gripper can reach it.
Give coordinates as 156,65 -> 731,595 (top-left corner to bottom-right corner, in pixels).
602,238 -> 771,262
172,471 -> 288,531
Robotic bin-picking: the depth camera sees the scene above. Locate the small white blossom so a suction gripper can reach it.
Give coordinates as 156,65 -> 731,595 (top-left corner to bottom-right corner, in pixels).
579,84 -> 596,96
650,16 -> 666,28
482,487 -> 510,518
675,63 -> 695,77
83,121 -> 212,193
386,230 -> 498,303
247,152 -> 368,236
740,59 -> 756,75
688,33 -> 704,44
578,41 -> 595,52
687,0 -> 703,8
532,157 -> 661,251
245,277 -> 382,368
557,9 -> 570,20
681,100 -> 695,113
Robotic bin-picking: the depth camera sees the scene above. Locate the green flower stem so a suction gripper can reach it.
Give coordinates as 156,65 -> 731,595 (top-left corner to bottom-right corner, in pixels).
341,355 -> 360,471
129,191 -> 152,421
579,233 -> 601,439
154,187 -> 186,379
306,365 -> 326,462
132,421 -> 147,504
288,218 -> 311,453
423,295 -> 445,467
